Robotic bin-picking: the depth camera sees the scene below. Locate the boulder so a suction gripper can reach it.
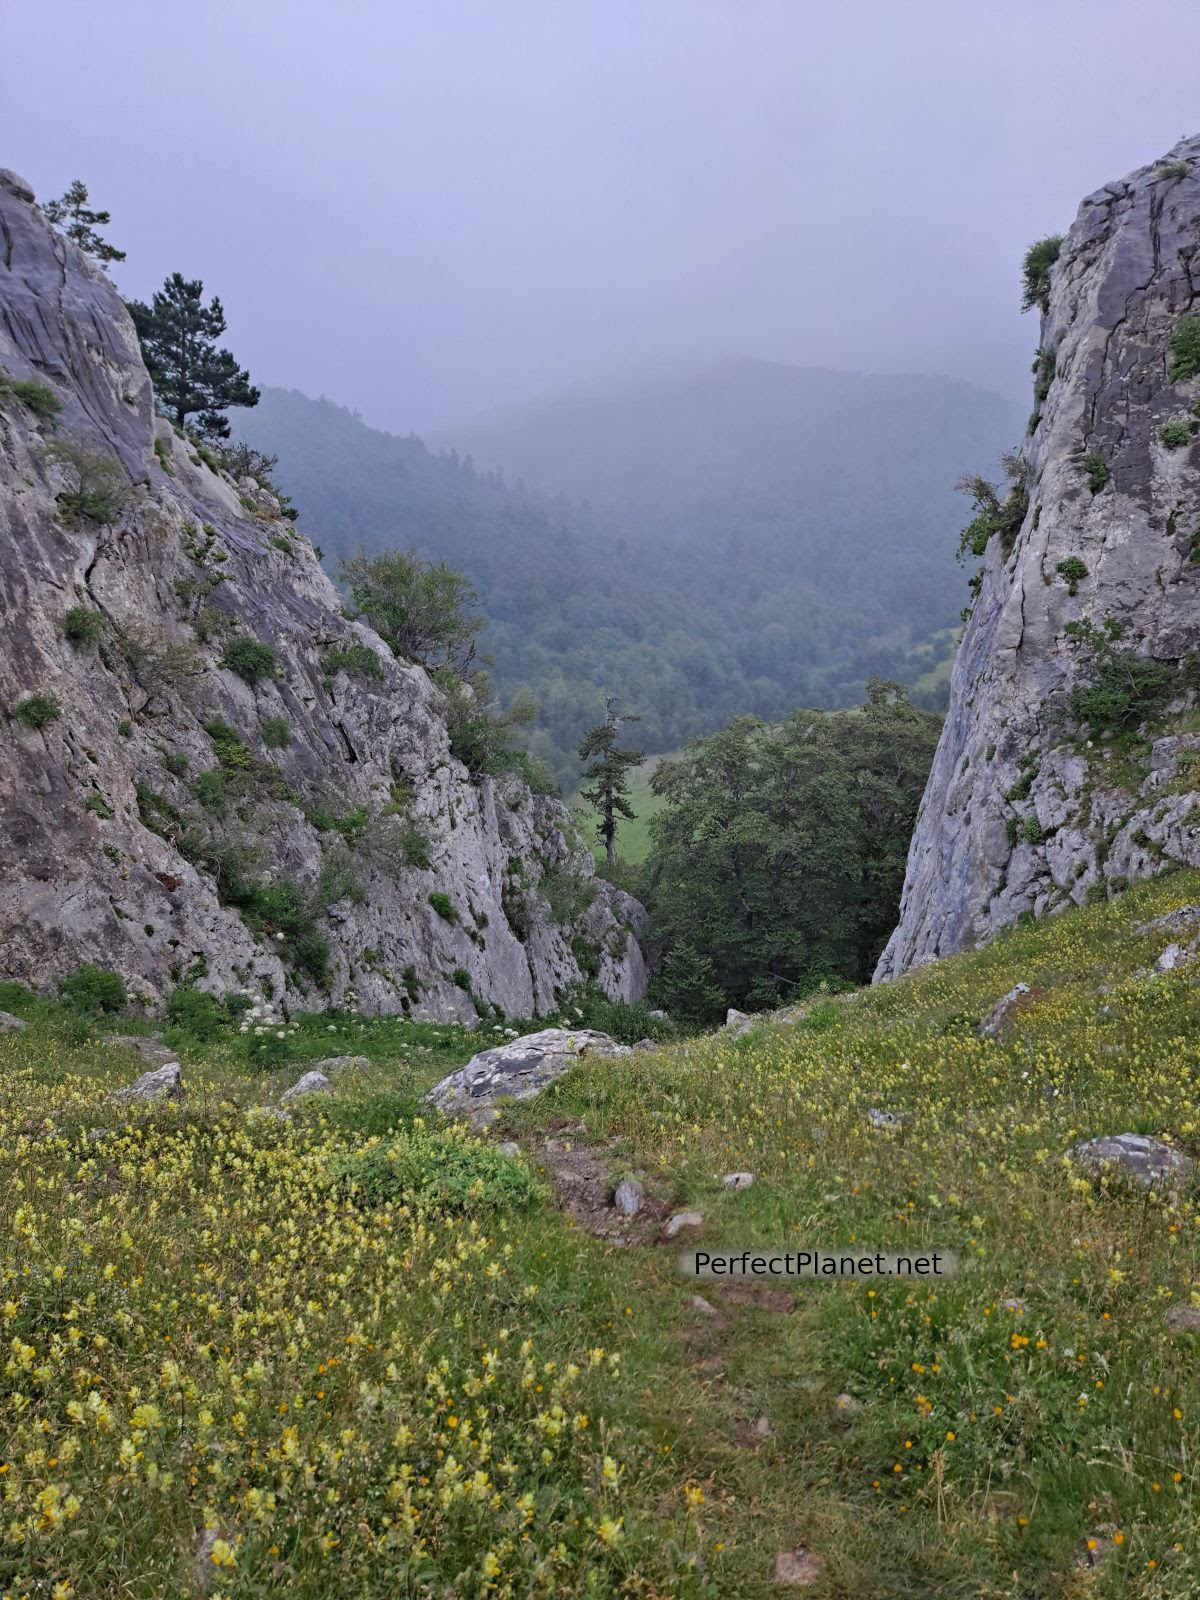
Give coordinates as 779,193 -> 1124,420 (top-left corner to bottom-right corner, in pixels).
722,1171 -> 754,1190
105,1034 -> 175,1065
613,1178 -> 644,1216
312,1054 -> 371,1076
109,1062 -> 184,1106
279,1071 -> 332,1104
426,1028 -> 630,1114
1067,1133 -> 1195,1189
0,1010 -> 26,1033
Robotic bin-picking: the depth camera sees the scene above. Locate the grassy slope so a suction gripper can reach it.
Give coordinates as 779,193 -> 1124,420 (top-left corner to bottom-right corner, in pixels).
4,872 -> 1200,1596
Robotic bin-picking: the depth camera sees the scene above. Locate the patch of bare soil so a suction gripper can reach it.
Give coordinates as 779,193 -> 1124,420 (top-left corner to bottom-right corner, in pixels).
527,1134 -> 674,1244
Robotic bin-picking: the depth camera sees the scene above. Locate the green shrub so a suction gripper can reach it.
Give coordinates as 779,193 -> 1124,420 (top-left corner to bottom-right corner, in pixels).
61,605 -> 105,644
1169,313 -> 1200,383
1033,348 -> 1056,405
330,1125 -> 540,1214
58,964 -> 126,1014
539,865 -> 597,925
1159,419 -> 1193,450
193,769 -> 227,811
320,642 -> 383,680
0,371 -> 62,418
45,440 -> 130,525
1157,159 -> 1190,181
1066,617 -> 1176,735
1020,234 -> 1063,314
161,749 -> 188,776
152,436 -> 173,474
259,716 -> 290,748
559,987 -> 675,1045
428,892 -> 458,923
451,968 -> 473,991
164,986 -> 226,1041
1083,450 -> 1109,492
955,453 -> 1027,561
203,718 -> 253,769
221,637 -> 278,683
12,693 -> 61,729
1055,555 -> 1088,594
84,792 -> 113,818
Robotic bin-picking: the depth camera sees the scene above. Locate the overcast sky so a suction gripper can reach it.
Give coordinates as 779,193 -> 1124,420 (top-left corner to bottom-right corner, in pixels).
4,0 -> 1199,435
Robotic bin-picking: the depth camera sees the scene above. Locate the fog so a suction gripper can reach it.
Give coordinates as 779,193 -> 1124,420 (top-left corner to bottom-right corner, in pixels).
4,0 -> 1199,434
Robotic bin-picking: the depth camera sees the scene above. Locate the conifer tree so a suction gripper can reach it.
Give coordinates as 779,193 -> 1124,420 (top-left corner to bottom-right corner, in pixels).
42,180 -> 125,264
578,700 -> 644,872
127,274 -> 259,439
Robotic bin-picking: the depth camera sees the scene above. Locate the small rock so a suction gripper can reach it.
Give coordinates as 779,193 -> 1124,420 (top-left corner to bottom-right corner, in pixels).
1067,1132 -> 1195,1189
687,1294 -> 719,1318
833,1392 -> 861,1414
772,1546 -> 822,1587
497,1141 -> 520,1158
722,1171 -> 754,1190
313,1053 -> 371,1076
613,1178 -> 645,1216
630,1037 -> 658,1052
109,1062 -> 184,1106
867,1107 -> 903,1130
725,1007 -> 749,1027
193,1527 -> 231,1589
0,1010 -> 26,1033
1166,1305 -> 1200,1333
279,1070 -> 332,1104
663,1209 -> 705,1239
751,1415 -> 771,1438
471,1106 -> 502,1131
1155,942 -> 1190,974
979,982 -> 1033,1038
648,1008 -> 669,1021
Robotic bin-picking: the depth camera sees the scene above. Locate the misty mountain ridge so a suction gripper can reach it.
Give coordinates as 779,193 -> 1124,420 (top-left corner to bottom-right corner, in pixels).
236,359 -> 1023,782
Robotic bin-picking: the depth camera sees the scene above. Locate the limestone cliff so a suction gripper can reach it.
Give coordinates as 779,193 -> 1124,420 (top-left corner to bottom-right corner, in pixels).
0,169 -> 645,1018
878,135 -> 1200,978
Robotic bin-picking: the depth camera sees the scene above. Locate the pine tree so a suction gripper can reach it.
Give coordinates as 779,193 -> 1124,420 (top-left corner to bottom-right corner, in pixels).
578,700 -> 644,872
127,274 -> 259,439
41,180 -> 126,264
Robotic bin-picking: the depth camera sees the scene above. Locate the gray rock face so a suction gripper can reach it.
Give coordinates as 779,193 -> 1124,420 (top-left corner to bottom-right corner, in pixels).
878,136 -> 1200,978
426,1027 -> 630,1112
279,1070 -> 332,1103
109,1062 -> 184,1105
0,181 -> 646,1019
1068,1133 -> 1195,1189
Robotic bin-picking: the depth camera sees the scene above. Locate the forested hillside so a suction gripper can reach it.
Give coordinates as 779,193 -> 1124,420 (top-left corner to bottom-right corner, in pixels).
237,364 -> 1022,783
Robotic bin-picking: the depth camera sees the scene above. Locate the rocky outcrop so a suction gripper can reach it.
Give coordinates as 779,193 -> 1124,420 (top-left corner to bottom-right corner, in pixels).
0,171 -> 646,1019
878,136 -> 1200,977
